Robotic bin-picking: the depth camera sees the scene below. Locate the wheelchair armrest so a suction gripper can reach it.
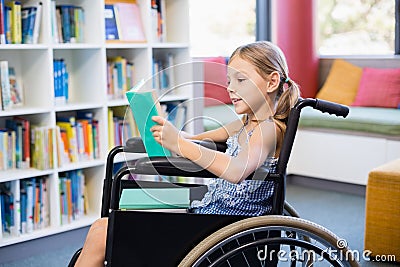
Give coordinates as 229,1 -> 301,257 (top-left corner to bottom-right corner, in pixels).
133,157 -> 276,182
125,137 -> 146,153
134,156 -> 217,178
124,137 -> 227,154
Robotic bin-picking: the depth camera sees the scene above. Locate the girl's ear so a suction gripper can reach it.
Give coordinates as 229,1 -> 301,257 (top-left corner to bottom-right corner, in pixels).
266,71 -> 281,93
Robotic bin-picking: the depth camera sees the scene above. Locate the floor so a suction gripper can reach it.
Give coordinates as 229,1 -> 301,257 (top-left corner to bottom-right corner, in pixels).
0,178 -> 398,266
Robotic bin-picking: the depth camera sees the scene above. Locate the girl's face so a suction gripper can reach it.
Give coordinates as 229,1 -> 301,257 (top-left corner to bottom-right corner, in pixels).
227,57 -> 275,119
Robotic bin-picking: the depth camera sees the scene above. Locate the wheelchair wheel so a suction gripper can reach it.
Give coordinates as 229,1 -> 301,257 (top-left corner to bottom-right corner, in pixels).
179,215 -> 360,267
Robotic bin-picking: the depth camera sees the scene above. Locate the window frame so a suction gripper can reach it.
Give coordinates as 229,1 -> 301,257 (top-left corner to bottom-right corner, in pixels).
256,0 -> 400,56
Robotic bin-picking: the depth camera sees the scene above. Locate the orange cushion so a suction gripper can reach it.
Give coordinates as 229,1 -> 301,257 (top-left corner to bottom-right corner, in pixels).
316,59 -> 363,105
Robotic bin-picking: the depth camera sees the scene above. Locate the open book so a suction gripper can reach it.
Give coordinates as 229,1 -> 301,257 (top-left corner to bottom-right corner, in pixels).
125,81 -> 171,157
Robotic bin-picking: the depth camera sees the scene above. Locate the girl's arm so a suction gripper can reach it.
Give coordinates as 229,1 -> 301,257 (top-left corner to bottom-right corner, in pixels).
176,119 -> 243,143
151,116 -> 276,183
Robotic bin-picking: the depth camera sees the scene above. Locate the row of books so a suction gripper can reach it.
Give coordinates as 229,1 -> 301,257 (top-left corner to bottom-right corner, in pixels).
51,3 -> 85,44
152,53 -> 175,92
56,111 -> 101,165
107,56 -> 135,100
59,169 -> 87,225
0,60 -> 24,111
0,0 -> 43,44
3,117 -> 30,170
0,176 -> 49,237
53,58 -> 69,105
104,2 -> 145,42
0,112 -> 101,172
108,106 -> 138,150
31,125 -> 60,170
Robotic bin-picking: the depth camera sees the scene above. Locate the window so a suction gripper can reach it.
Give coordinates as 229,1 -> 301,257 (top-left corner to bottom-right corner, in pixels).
317,0 -> 396,55
188,0 -> 256,57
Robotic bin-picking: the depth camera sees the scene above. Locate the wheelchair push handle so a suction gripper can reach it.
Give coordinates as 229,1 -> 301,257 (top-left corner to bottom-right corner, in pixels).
294,98 -> 349,118
314,98 -> 349,118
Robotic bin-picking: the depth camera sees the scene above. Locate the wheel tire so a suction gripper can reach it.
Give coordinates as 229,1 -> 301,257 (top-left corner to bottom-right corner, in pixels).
179,215 -> 360,267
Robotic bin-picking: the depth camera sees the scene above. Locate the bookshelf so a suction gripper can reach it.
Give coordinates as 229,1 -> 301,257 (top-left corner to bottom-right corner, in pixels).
0,0 -> 193,247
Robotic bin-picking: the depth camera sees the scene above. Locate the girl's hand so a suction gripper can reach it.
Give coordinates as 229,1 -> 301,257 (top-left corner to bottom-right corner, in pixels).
150,116 -> 181,153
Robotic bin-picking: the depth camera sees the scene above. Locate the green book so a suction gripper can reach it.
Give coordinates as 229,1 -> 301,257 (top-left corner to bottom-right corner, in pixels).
119,188 -> 190,210
125,81 -> 171,157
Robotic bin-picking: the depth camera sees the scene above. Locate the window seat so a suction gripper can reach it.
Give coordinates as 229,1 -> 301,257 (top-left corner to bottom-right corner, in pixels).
288,106 -> 400,185
299,106 -> 400,137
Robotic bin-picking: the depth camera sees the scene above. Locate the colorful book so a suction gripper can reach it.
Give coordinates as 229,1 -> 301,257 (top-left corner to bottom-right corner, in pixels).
4,6 -> 11,44
104,4 -> 118,40
113,3 -> 145,42
0,61 -> 11,110
13,117 -> 30,169
7,1 -> 22,44
32,1 -> 42,44
56,117 -> 78,163
21,6 -> 36,44
9,67 -> 23,106
0,0 -> 6,44
119,188 -> 190,210
125,81 -> 171,157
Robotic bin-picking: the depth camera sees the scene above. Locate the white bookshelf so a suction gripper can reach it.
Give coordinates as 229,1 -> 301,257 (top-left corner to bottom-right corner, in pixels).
0,0 -> 193,247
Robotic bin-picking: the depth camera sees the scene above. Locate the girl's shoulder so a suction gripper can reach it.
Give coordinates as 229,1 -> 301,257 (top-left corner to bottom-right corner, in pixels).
224,117 -> 247,136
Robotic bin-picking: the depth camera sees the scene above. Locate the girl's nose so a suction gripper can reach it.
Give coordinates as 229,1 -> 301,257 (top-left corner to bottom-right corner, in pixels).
227,85 -> 236,93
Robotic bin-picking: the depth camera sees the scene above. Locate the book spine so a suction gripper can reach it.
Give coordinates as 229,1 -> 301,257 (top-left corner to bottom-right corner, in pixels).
0,0 -> 6,44
26,179 -> 33,233
59,5 -> 70,43
8,1 -> 22,44
19,180 -> 27,234
21,6 -> 36,44
0,60 -> 11,110
32,2 -> 42,44
10,181 -> 20,236
55,5 -> 63,43
50,0 -> 57,43
68,6 -> 75,43
4,6 -> 11,44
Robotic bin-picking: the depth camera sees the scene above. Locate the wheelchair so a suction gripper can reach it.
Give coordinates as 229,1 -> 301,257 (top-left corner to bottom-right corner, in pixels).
69,98 -> 360,267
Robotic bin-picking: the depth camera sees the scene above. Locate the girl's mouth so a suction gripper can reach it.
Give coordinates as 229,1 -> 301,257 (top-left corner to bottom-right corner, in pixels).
231,98 -> 242,104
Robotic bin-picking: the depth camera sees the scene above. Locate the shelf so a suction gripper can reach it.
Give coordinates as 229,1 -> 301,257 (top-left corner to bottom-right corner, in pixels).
54,103 -> 104,112
0,44 -> 49,50
57,159 -> 106,172
151,42 -> 190,49
0,214 -> 98,248
0,169 -> 54,183
107,98 -> 129,107
0,0 -> 192,247
105,42 -> 149,49
51,43 -> 104,50
0,107 -> 53,117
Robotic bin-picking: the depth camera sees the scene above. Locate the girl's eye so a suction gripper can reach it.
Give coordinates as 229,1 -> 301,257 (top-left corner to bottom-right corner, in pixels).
238,78 -> 246,83
226,80 -> 231,86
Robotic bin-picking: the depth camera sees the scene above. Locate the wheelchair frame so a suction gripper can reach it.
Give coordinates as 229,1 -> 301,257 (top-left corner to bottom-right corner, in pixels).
70,98 -> 360,267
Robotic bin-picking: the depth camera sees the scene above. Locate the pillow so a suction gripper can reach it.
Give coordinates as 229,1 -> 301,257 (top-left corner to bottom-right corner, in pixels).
316,59 -> 363,105
352,67 -> 400,108
203,57 -> 231,106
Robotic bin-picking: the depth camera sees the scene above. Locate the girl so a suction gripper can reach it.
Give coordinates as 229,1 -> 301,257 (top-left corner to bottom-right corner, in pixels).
74,41 -> 300,267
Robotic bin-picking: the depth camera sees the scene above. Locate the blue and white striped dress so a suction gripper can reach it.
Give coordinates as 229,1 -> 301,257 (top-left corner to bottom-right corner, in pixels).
190,119 -> 277,216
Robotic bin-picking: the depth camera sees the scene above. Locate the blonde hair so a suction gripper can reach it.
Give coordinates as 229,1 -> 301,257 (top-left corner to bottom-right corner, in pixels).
228,41 -> 300,135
